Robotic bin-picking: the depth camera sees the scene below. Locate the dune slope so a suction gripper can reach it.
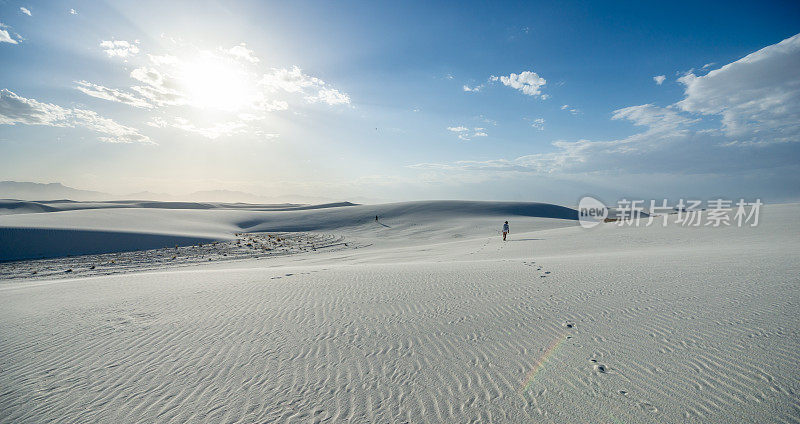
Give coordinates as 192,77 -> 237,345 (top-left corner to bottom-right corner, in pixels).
0,202 -> 797,423
0,200 -> 577,261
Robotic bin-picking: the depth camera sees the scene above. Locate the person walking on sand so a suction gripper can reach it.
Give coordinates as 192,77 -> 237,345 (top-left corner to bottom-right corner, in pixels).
502,221 -> 510,241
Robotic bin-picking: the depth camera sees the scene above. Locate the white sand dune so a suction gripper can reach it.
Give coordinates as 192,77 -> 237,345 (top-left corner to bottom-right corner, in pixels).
0,199 -> 364,214
0,201 -> 798,423
0,200 -> 577,261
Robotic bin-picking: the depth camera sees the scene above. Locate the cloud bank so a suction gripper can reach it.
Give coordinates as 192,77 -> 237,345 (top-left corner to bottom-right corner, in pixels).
413,34 -> 800,179
0,89 -> 152,144
72,42 -> 351,140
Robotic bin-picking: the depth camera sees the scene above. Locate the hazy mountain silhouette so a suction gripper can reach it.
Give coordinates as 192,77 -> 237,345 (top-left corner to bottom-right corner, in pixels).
0,181 -> 372,204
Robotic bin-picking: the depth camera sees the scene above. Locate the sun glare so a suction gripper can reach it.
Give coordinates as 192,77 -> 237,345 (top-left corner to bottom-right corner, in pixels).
178,56 -> 253,112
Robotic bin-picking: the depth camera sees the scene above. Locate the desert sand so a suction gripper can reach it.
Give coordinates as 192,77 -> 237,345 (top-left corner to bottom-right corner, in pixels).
0,200 -> 798,423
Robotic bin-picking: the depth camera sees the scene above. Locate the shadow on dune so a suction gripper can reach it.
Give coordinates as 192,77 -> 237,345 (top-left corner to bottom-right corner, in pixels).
0,201 -> 60,215
0,227 -> 215,262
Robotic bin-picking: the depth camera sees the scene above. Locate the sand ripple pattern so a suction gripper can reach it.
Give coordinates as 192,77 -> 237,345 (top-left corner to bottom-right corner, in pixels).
1,231 -> 798,422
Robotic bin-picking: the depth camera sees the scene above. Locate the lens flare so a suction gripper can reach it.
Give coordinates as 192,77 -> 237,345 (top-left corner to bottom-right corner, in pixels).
519,333 -> 568,394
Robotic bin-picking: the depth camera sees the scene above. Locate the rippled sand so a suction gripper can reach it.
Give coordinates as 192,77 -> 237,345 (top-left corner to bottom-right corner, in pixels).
1,202 -> 797,423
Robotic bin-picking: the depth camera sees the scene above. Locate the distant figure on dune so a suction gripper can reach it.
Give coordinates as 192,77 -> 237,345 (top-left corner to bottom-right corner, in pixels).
502,221 -> 510,241
375,215 -> 379,222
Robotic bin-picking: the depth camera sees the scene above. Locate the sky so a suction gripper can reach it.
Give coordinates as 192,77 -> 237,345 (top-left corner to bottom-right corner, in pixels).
1,0 -> 799,205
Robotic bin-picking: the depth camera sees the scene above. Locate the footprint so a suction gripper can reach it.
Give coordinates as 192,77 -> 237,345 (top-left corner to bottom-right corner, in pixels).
563,321 -> 575,328
594,364 -> 608,374
638,402 -> 658,413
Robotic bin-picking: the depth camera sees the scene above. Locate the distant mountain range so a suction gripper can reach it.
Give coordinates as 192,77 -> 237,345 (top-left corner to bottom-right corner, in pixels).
0,181 -> 372,204
0,182 -> 109,201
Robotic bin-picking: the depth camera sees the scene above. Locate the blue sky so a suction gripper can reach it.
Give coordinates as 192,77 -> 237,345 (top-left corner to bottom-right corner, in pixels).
1,0 -> 799,203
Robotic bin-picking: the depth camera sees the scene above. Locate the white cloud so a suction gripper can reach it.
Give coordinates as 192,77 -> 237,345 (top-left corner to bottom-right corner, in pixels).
148,116 -> 248,139
129,67 -> 185,107
306,87 -> 350,105
0,89 -> 152,144
226,43 -> 259,63
75,81 -> 152,109
72,109 -> 152,143
0,89 -> 71,126
490,70 -> 547,98
463,84 -> 482,92
561,104 -> 579,115
130,67 -> 166,86
20,7 -> 32,16
677,33 -> 800,144
410,33 -> 800,177
70,8 -> 77,14
100,40 -> 139,58
131,85 -> 185,107
531,117 -> 545,130
421,104 -> 702,174
260,66 -> 322,93
611,104 -> 697,132
478,115 -> 497,126
653,75 -> 666,85
447,126 -> 487,140
0,25 -> 18,44
260,66 -> 350,105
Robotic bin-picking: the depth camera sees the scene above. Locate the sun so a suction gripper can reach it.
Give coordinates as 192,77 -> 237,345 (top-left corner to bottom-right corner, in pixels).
178,55 -> 254,112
